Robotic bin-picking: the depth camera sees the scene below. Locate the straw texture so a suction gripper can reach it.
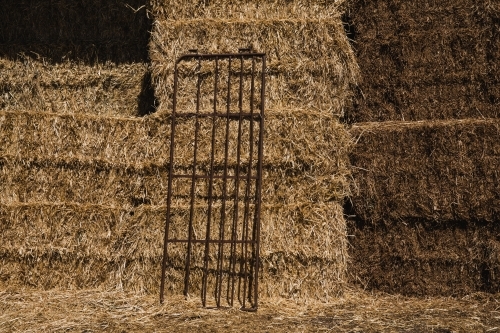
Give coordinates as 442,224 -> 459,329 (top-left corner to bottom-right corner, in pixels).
0,201 -> 346,299
0,107 -> 351,298
347,118 -> 500,295
0,0 -> 359,302
349,119 -> 500,223
348,217 -> 500,296
0,59 -> 152,117
347,0 -> 500,122
149,6 -> 359,116
1,289 -> 497,332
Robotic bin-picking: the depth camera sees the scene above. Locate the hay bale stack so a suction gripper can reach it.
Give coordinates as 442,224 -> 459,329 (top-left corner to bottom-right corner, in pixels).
0,107 -> 353,299
348,119 -> 500,295
145,0 -> 357,299
0,0 -> 154,116
348,0 -> 500,122
0,0 -> 358,300
345,0 -> 500,296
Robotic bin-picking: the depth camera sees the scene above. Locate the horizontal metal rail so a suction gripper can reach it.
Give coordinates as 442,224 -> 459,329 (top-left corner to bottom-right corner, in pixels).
171,174 -> 258,180
169,112 -> 262,119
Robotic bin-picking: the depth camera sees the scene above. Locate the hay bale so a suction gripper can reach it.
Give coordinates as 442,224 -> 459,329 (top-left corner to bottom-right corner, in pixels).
0,111 -> 169,164
349,118 -> 500,223
0,109 -> 350,176
0,59 -> 153,117
149,18 -> 358,116
0,158 -> 347,208
0,201 -> 346,299
348,0 -> 500,122
347,218 -> 500,296
150,0 -> 349,20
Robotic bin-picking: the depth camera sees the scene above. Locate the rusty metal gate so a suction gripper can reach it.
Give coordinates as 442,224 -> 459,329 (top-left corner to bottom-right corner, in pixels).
160,49 -> 265,311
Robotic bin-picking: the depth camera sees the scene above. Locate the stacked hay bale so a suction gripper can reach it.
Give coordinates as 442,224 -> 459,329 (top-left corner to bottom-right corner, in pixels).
0,0 -> 154,117
147,0 -> 358,300
347,0 -> 500,295
347,0 -> 499,123
0,0 -> 359,301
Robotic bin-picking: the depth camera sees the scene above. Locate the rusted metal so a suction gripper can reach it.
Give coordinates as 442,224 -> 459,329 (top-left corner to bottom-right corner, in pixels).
160,50 -> 266,311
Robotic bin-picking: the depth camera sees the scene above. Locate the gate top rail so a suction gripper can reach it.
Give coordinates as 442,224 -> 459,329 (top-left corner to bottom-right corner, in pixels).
175,51 -> 266,65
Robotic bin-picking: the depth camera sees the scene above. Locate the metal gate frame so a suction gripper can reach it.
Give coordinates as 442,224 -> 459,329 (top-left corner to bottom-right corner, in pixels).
160,50 -> 266,311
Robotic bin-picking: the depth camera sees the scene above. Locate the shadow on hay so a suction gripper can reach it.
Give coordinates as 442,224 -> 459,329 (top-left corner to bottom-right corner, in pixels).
137,69 -> 158,116
0,0 -> 152,64
345,210 -> 500,296
347,0 -> 500,122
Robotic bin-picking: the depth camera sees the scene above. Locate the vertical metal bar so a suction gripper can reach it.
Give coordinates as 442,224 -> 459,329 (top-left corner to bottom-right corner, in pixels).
239,56 -> 256,309
253,55 -> 266,308
184,56 -> 202,297
201,57 -> 219,306
160,60 -> 180,304
215,56 -> 232,307
227,54 -> 244,306
249,56 -> 265,309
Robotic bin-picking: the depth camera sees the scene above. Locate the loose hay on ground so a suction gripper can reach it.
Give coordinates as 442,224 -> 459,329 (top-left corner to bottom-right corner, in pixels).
0,288 -> 497,332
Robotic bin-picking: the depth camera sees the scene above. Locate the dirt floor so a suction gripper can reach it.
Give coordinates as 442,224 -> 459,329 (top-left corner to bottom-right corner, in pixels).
1,287 -> 500,332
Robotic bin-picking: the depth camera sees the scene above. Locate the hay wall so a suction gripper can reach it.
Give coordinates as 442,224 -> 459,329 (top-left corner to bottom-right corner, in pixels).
347,0 -> 500,122
345,0 -> 500,296
347,119 -> 500,295
0,0 -> 359,300
0,107 -> 353,299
